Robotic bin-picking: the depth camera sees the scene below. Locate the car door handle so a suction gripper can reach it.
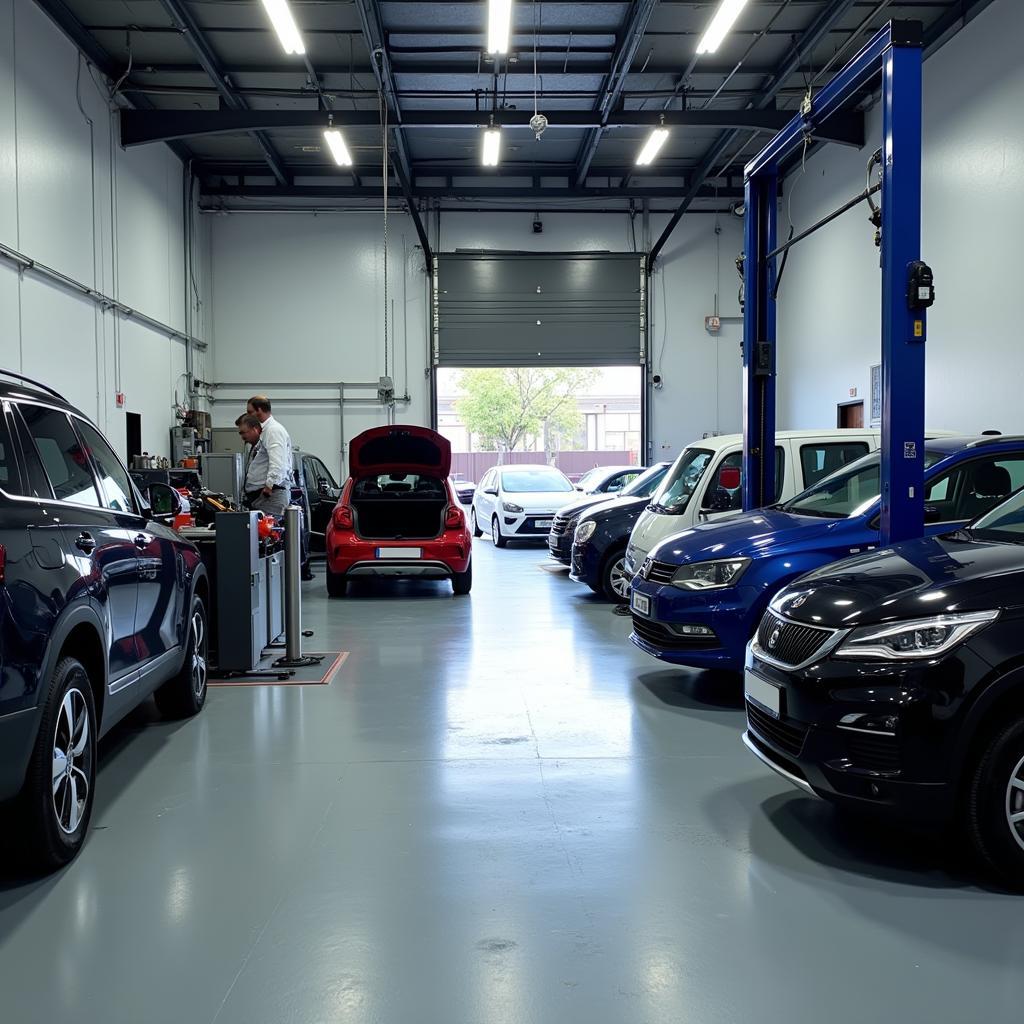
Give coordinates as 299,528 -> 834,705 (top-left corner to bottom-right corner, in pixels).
133,533 -> 151,550
75,532 -> 96,554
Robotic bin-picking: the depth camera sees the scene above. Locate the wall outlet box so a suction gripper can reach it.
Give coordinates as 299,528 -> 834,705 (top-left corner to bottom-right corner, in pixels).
115,392 -> 126,408
705,315 -> 721,333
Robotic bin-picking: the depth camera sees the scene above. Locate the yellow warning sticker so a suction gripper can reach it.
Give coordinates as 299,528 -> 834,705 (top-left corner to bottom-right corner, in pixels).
913,320 -> 924,338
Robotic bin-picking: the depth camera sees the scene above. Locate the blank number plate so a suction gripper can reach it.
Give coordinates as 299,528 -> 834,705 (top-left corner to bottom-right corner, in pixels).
631,591 -> 650,616
535,519 -> 553,529
376,548 -> 420,559
745,671 -> 781,718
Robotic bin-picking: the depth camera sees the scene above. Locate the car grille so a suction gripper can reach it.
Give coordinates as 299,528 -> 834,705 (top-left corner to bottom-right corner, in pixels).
630,615 -> 717,651
844,731 -> 901,774
746,700 -> 809,759
756,611 -> 835,667
550,513 -> 573,537
638,557 -> 676,585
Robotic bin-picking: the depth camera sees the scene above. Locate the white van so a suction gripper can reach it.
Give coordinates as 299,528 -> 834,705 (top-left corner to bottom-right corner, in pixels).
624,429 -> 880,577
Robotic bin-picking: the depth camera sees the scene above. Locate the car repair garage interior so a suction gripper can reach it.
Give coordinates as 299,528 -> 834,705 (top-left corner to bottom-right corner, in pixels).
2,0 -> 1023,1019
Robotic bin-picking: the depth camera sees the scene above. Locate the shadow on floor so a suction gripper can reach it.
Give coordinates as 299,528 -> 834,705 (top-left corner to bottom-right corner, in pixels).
636,668 -> 745,712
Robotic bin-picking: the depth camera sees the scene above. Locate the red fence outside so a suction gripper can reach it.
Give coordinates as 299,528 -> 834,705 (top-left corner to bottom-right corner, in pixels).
449,450 -> 638,484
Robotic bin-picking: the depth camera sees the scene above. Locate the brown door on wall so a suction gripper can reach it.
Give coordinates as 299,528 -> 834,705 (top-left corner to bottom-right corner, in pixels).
838,401 -> 864,428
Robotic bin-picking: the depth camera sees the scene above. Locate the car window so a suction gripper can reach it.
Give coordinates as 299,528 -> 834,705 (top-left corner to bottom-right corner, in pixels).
0,410 -> 23,494
973,487 -> 1024,538
315,458 -> 338,490
622,463 -> 668,497
501,469 -> 573,493
303,458 -> 318,494
651,448 -> 714,513
10,407 -> 54,498
607,470 -> 639,493
75,420 -> 135,514
800,442 -> 870,488
699,446 -> 785,513
19,404 -> 101,506
926,455 -> 1024,522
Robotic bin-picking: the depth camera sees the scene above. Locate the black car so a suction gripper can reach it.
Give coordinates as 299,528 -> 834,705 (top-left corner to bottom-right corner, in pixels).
0,371 -> 209,869
293,450 -> 341,553
566,462 -> 672,600
549,462 -> 670,569
743,484 -> 1024,886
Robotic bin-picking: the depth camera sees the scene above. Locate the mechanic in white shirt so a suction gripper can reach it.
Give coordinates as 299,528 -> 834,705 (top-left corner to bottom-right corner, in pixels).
240,397 -> 293,519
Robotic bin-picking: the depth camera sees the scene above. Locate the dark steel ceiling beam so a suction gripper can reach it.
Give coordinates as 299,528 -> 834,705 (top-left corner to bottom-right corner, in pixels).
123,106 -> 860,147
648,0 -> 864,272
350,0 -> 433,273
573,0 -> 660,187
202,184 -> 750,201
154,0 -> 290,186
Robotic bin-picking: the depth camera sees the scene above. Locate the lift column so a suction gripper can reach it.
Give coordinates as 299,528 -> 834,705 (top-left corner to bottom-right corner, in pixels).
879,25 -> 927,544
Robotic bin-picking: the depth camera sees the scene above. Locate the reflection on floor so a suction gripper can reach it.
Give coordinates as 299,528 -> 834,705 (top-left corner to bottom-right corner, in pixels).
0,539 -> 1020,1024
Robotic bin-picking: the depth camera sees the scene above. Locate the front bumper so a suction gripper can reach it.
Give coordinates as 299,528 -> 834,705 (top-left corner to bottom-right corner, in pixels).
569,539 -> 600,586
547,527 -> 574,564
740,649 -> 979,825
502,512 -> 560,538
627,581 -> 760,670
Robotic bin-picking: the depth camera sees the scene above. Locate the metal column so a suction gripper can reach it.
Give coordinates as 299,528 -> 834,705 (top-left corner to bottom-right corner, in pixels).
879,43 -> 926,543
742,172 -> 778,510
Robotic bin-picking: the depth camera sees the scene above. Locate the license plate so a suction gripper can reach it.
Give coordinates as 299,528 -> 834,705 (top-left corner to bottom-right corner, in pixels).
745,670 -> 782,719
535,519 -> 553,529
376,547 -> 420,559
631,591 -> 650,616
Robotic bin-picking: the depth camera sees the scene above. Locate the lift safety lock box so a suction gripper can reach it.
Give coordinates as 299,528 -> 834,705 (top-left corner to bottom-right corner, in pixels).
907,261 -> 935,310
754,342 -> 772,377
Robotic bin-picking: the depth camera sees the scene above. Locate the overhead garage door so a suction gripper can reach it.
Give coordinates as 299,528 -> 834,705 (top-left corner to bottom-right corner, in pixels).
433,252 -> 645,367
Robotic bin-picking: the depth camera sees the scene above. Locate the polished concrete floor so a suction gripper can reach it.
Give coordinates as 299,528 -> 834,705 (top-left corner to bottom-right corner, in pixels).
1,538 -> 1021,1023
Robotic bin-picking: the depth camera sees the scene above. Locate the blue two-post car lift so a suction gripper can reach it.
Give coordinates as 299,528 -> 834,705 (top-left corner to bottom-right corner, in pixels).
741,20 -> 934,545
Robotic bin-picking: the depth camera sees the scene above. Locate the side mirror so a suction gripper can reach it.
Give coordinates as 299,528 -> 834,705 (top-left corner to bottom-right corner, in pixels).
924,505 -> 942,524
485,487 -> 499,496
702,487 -> 736,514
147,482 -> 182,521
317,478 -> 331,497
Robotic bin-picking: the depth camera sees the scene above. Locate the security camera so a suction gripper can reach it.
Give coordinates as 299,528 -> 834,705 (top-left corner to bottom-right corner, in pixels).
532,218 -> 543,233
652,374 -> 664,390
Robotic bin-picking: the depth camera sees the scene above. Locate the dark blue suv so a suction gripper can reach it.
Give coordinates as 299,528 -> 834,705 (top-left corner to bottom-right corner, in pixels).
0,372 -> 209,870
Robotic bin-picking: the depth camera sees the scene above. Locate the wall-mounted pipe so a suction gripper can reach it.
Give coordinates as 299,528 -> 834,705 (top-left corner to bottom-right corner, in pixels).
0,241 -> 208,351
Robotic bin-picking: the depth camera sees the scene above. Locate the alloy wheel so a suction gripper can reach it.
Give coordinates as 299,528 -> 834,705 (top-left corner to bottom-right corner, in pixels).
608,557 -> 630,599
51,688 -> 92,835
1005,753 -> 1024,853
191,609 -> 208,700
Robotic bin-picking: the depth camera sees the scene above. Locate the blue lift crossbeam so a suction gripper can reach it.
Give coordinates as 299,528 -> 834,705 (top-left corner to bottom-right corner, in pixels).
741,19 -> 928,546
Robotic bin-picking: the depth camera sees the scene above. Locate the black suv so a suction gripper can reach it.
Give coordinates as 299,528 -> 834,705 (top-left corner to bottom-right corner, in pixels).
743,482 -> 1024,887
0,372 -> 209,870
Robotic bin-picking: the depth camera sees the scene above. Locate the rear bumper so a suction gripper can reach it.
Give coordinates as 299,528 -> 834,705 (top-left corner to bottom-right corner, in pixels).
0,705 -> 41,802
345,559 -> 454,579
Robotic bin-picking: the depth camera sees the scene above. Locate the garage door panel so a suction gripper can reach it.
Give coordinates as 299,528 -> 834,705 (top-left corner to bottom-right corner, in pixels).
435,253 -> 644,367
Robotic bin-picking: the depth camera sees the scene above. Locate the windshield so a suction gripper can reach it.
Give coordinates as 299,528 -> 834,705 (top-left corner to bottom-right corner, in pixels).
783,449 -> 946,519
649,448 -> 714,514
971,487 -> 1024,540
622,463 -> 669,498
502,469 -> 573,493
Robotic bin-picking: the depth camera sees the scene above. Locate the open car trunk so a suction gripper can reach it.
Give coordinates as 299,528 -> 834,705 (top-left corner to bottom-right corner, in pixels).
352,475 -> 448,541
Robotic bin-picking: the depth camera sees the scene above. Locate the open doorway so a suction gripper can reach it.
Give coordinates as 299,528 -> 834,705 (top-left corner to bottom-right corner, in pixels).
126,412 -> 142,464
837,401 -> 865,428
435,366 -> 643,485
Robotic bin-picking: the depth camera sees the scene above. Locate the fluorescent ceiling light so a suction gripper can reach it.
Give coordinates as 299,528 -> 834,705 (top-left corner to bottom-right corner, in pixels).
260,0 -> 305,55
487,0 -> 513,54
696,0 -> 750,55
635,127 -> 669,166
323,129 -> 352,166
482,128 -> 501,166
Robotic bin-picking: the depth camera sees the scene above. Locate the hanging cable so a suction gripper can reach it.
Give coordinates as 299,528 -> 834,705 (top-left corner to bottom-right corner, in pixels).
381,90 -> 389,380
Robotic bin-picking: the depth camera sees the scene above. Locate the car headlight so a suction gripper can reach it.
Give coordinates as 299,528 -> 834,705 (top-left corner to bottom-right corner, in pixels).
502,501 -> 524,513
670,558 -> 750,590
833,610 -> 999,660
575,520 -> 597,544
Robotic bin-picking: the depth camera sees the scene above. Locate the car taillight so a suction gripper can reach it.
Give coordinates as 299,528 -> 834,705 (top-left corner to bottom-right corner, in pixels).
445,505 -> 465,530
332,505 -> 354,530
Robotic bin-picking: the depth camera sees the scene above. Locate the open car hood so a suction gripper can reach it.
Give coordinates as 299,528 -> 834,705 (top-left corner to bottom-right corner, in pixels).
348,425 -> 451,478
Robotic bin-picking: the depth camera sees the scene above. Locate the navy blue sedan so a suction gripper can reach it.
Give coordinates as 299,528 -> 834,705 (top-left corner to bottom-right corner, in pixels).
628,436 -> 1024,672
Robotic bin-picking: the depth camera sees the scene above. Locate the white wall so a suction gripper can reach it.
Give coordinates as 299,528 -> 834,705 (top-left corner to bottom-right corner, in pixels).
209,206 -> 742,475
0,0 -> 209,458
776,0 -> 1023,435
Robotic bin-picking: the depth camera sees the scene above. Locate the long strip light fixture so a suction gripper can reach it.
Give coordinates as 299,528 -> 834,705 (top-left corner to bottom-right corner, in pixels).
323,127 -> 353,166
635,120 -> 669,166
260,0 -> 306,55
696,0 -> 750,55
488,0 -> 514,54
482,123 -> 502,166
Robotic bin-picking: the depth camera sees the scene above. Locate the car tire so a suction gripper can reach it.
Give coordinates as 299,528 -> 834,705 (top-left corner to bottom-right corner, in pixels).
326,565 -> 348,597
155,596 -> 209,719
452,561 -> 472,595
491,516 -> 508,548
966,717 -> 1024,889
600,547 -> 630,603
19,656 -> 97,870
471,509 -> 483,537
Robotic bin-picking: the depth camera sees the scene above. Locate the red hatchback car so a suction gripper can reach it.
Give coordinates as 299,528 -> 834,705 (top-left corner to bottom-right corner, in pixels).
325,426 -> 473,596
